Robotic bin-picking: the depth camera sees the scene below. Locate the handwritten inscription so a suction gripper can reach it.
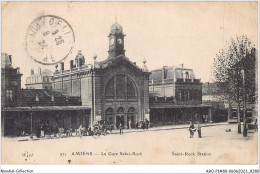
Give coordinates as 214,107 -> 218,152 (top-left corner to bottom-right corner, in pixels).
22,151 -> 33,158
21,151 -> 34,162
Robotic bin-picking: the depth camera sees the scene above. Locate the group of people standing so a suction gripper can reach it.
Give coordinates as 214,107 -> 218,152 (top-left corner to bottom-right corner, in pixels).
119,119 -> 150,135
134,119 -> 150,130
189,122 -> 202,138
127,119 -> 150,130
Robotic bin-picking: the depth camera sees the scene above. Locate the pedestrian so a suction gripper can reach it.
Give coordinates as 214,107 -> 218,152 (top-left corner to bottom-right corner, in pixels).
197,124 -> 202,138
79,124 -> 83,138
142,121 -> 145,130
119,123 -> 123,135
40,126 -> 44,137
88,127 -> 93,136
45,123 -> 50,138
128,119 -> 132,129
189,122 -> 195,138
110,125 -> 113,134
66,128 -> 72,137
58,127 -> 63,138
145,119 -> 149,129
254,119 -> 258,132
135,121 -> 139,130
36,126 -> 41,138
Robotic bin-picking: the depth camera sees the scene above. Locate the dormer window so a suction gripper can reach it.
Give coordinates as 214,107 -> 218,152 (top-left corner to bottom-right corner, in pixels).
51,95 -> 55,102
35,94 -> 39,102
185,72 -> 189,79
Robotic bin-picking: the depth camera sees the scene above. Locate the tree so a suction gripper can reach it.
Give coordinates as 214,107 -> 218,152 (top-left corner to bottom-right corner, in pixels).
212,35 -> 256,133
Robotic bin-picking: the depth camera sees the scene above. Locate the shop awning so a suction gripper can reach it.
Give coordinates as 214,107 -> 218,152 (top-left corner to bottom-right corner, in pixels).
3,106 -> 91,112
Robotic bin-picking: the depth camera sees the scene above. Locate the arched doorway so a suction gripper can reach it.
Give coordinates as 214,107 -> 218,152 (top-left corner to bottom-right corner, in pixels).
116,107 -> 125,129
127,107 -> 136,129
105,108 -> 115,125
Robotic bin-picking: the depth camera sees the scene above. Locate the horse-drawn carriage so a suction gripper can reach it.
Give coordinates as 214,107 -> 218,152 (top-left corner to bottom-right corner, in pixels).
92,120 -> 113,136
93,125 -> 107,136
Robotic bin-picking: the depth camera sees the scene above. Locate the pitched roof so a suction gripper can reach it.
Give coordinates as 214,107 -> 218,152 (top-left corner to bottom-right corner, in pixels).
96,55 -> 143,71
150,66 -> 196,81
18,89 -> 81,106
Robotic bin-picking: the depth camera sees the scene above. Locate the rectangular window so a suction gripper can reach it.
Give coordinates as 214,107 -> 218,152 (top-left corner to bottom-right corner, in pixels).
194,90 -> 198,100
187,90 -> 191,100
178,90 -> 182,101
6,90 -> 13,101
163,68 -> 167,79
183,90 -> 188,101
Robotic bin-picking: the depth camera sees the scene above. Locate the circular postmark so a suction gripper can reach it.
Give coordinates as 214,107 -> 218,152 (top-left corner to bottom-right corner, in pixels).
25,15 -> 75,65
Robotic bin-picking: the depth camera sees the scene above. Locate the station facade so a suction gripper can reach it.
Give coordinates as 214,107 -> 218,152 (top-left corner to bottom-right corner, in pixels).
52,22 -> 150,129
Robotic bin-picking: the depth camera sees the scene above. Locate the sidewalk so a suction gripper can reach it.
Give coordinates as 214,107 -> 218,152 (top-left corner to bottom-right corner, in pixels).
4,122 -> 229,142
111,122 -> 229,135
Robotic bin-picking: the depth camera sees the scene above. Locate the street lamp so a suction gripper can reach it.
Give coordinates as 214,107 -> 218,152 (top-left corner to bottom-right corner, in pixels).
91,54 -> 97,129
30,93 -> 39,139
241,69 -> 247,137
30,110 -> 33,139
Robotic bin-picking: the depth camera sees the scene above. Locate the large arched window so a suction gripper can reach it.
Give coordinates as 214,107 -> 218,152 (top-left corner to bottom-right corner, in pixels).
105,74 -> 137,100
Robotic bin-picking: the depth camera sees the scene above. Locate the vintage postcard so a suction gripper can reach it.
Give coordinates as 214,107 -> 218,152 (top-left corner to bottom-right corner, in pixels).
1,1 -> 258,166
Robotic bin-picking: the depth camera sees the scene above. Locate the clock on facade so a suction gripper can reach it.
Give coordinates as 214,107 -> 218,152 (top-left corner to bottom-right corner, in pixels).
110,38 -> 115,45
117,38 -> 122,44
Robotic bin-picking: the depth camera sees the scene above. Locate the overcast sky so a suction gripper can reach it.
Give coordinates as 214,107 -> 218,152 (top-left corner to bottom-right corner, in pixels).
2,2 -> 258,87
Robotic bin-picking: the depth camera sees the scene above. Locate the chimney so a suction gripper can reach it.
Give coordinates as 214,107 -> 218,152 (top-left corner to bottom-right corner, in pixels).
93,55 -> 97,62
31,69 -> 34,75
38,67 -> 41,75
162,66 -> 167,81
8,55 -> 12,65
60,62 -> 64,71
70,60 -> 74,69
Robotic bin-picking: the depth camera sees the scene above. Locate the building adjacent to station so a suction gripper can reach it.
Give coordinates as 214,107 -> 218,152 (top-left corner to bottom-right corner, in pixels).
1,53 -> 23,135
25,68 -> 53,89
149,65 -> 212,127
1,53 -> 89,137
